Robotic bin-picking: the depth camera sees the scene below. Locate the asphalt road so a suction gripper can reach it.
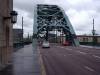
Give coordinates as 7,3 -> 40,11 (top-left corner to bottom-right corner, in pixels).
39,45 -> 100,75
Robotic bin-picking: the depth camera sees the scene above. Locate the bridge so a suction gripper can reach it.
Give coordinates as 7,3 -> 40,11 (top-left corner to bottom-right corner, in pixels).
33,4 -> 79,46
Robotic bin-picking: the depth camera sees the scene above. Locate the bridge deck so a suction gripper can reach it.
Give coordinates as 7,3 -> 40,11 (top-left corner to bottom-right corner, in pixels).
0,44 -> 100,75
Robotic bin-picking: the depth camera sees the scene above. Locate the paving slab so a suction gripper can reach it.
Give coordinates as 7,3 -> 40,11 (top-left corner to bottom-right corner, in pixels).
0,44 -> 41,75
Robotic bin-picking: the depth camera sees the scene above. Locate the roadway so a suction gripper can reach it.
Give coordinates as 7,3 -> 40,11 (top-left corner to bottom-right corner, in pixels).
39,44 -> 100,75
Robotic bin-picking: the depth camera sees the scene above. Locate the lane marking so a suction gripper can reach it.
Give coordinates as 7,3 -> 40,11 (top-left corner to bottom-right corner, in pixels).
37,48 -> 46,75
93,55 -> 100,59
56,46 -> 66,49
57,46 -> 88,55
57,46 -> 73,50
64,55 -> 66,56
84,66 -> 94,72
56,46 -> 59,47
68,54 -> 73,55
66,48 -> 73,50
56,46 -> 64,49
60,47 -> 64,48
77,51 -> 87,55
56,46 -> 73,56
64,54 -> 73,56
56,46 -> 73,51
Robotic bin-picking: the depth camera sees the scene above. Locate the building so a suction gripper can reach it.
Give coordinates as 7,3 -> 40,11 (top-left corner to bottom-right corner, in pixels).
49,34 -> 100,46
77,35 -> 100,46
0,0 -> 13,70
13,29 -> 23,47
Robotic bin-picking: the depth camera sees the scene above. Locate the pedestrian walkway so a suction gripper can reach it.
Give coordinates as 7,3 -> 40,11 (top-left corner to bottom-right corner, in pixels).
80,45 -> 100,49
0,44 -> 41,75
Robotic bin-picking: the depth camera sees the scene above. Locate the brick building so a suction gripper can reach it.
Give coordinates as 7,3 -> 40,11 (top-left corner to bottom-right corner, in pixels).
13,29 -> 23,47
0,0 -> 13,70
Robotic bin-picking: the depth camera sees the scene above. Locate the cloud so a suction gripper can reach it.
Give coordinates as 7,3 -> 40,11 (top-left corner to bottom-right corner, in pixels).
13,0 -> 100,36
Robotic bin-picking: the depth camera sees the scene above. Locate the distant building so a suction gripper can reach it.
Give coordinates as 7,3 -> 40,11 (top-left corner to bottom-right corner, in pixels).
0,0 -> 13,70
48,34 -> 100,46
77,35 -> 100,46
13,29 -> 23,47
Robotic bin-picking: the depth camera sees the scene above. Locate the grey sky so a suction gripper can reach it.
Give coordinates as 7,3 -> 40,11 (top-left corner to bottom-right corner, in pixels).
13,0 -> 100,37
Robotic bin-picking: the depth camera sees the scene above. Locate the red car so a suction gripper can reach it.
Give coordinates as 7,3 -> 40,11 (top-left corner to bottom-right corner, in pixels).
62,41 -> 69,46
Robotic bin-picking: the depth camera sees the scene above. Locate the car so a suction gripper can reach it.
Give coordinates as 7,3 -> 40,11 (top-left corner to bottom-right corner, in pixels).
62,41 -> 70,46
42,41 -> 50,48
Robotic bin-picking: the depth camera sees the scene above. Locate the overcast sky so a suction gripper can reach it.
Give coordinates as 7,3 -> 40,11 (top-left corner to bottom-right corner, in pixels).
13,0 -> 100,37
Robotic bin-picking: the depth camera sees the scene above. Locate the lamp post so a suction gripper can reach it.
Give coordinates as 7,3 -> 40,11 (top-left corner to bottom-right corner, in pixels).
92,19 -> 95,46
4,10 -> 18,24
10,11 -> 18,23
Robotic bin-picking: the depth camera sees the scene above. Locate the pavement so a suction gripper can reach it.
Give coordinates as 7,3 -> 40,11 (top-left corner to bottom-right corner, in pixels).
39,44 -> 100,75
80,45 -> 100,49
0,44 -> 41,75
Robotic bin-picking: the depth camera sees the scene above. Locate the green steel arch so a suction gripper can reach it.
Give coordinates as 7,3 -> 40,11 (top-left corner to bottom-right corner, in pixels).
33,4 -> 79,46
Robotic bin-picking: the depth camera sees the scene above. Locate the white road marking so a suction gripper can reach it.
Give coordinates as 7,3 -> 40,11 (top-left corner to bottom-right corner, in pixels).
77,51 -> 87,55
68,54 -> 73,55
56,46 -> 64,49
93,55 -> 100,59
56,46 -> 59,47
84,66 -> 94,72
64,55 -> 66,56
56,46 -> 73,50
66,48 -> 73,50
61,47 -> 64,48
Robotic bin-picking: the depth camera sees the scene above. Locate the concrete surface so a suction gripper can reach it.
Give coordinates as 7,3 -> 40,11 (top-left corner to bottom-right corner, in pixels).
0,44 -> 41,75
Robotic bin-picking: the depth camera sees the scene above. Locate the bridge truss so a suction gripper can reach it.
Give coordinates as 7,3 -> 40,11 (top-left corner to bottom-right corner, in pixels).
33,4 -> 79,46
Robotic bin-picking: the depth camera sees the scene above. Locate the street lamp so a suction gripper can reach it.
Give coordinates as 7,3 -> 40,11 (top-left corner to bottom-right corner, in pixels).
92,19 -> 95,46
4,10 -> 18,24
10,11 -> 18,23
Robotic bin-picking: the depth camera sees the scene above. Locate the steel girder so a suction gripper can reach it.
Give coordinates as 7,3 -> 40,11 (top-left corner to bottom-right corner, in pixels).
33,4 -> 79,46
